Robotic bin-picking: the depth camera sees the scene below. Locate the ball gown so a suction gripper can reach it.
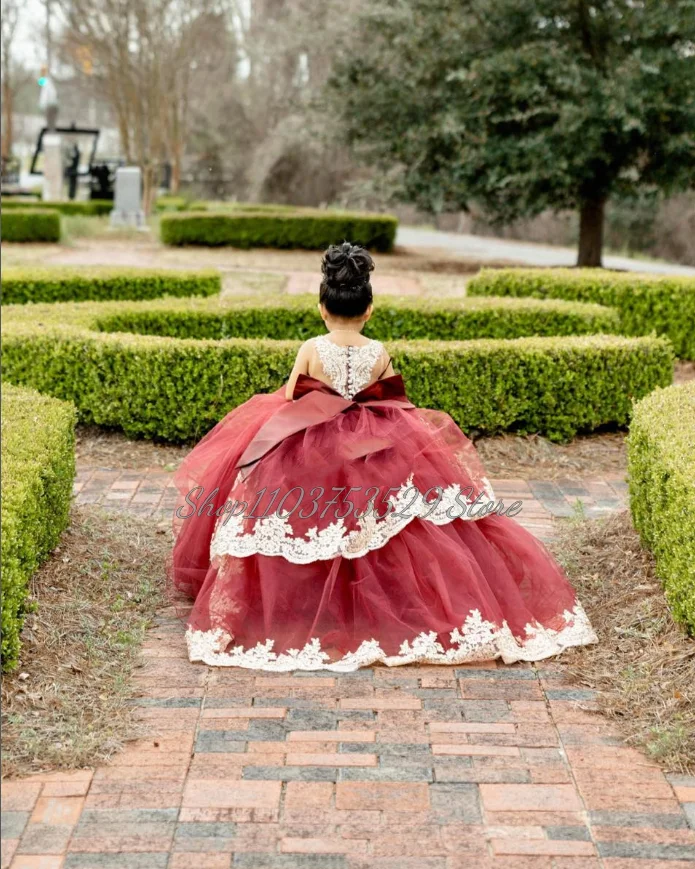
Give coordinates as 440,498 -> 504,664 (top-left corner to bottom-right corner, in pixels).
170,336 -> 597,671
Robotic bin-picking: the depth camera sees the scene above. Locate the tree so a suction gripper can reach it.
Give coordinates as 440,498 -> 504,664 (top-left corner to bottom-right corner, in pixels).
1,0 -> 33,160
59,0 -> 225,207
329,0 -> 695,266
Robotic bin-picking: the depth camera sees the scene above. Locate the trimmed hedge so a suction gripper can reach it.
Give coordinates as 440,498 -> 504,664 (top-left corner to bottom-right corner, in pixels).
1,209 -> 61,243
2,297 -> 673,442
1,384 -> 76,670
468,268 -> 695,359
187,201 -> 306,214
628,382 -> 695,633
93,294 -> 619,342
1,197 -> 113,216
160,209 -> 398,252
1,267 -> 221,305
155,195 -> 189,212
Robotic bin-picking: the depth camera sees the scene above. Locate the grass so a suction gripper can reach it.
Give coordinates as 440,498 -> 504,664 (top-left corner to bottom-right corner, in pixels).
1,506 -> 168,777
551,511 -> 695,774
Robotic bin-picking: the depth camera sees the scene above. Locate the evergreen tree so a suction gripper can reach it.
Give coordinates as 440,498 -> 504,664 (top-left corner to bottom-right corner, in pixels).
330,0 -> 695,265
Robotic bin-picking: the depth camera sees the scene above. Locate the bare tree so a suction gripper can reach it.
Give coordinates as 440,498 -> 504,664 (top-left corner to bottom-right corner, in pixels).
58,0 -> 224,208
1,0 -> 32,159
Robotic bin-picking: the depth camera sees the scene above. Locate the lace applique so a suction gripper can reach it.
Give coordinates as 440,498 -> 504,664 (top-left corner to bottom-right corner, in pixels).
314,335 -> 384,399
210,474 -> 497,565
184,602 -> 598,671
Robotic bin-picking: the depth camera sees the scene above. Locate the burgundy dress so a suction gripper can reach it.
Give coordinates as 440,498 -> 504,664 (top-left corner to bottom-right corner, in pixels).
170,336 -> 597,671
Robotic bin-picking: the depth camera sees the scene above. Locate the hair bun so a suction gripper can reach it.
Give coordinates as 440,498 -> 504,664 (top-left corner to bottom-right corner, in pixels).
321,242 -> 374,291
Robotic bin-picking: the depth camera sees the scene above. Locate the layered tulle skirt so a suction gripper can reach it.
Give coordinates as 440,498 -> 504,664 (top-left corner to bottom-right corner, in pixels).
170,375 -> 597,671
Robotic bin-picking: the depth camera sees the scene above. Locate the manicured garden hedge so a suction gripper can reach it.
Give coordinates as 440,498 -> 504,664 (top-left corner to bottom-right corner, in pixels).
468,268 -> 695,359
94,294 -> 619,342
2,298 -> 673,442
628,381 -> 695,633
1,209 -> 61,243
1,384 -> 76,670
160,209 -> 398,252
1,197 -> 113,216
1,267 -> 221,304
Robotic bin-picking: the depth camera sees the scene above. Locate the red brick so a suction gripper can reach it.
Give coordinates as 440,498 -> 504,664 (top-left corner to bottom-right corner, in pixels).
432,744 -> 520,757
1,780 -> 42,811
480,784 -> 582,812
336,782 -> 429,812
201,706 -> 286,719
30,797 -> 85,825
280,837 -> 368,854
284,782 -> 334,809
285,753 -> 376,767
182,779 -> 282,809
8,858 -> 64,869
429,722 -> 515,734
339,697 -> 422,711
491,839 -> 595,856
287,730 -> 375,743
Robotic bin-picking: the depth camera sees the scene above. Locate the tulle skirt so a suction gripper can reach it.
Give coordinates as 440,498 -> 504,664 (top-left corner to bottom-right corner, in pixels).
170,375 -> 597,671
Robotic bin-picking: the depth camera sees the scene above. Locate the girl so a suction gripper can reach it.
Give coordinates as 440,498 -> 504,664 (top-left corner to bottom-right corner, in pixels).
170,242 -> 596,671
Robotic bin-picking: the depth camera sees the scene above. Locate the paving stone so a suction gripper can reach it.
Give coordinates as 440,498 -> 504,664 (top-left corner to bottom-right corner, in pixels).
337,766 -> 433,782
430,783 -> 482,823
456,669 -> 537,680
461,701 -> 512,722
242,766 -> 338,782
0,811 -> 29,839
131,697 -> 202,708
17,824 -> 72,854
545,690 -> 597,701
233,855 -> 347,868
588,811 -> 688,829
547,826 -> 593,841
64,855 -> 169,868
195,732 -> 249,752
598,841 -> 695,859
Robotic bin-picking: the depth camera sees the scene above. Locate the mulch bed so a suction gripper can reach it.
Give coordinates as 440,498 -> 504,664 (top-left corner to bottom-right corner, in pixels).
1,507 -> 168,778
551,511 -> 695,774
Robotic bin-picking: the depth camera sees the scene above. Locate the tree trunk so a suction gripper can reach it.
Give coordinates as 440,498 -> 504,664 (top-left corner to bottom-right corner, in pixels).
2,80 -> 13,159
577,198 -> 606,267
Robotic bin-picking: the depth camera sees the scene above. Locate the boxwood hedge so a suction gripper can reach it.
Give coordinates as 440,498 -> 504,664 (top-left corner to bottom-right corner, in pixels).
468,268 -> 695,359
1,197 -> 113,216
1,297 -> 673,442
1,267 -> 221,304
1,384 -> 76,670
160,209 -> 398,252
628,381 -> 695,633
1,209 -> 61,243
93,294 -> 619,342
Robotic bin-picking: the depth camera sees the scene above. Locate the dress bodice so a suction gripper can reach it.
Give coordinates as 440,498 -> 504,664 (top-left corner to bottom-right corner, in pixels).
313,335 -> 385,400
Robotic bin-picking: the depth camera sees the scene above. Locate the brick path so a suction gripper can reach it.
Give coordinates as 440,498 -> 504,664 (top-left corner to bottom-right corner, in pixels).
3,467 -> 694,868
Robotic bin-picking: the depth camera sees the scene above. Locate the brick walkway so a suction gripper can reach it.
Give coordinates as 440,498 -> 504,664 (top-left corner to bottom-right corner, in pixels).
3,467 -> 694,868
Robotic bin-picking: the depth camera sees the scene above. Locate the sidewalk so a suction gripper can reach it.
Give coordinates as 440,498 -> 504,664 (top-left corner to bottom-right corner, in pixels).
2,468 -> 693,869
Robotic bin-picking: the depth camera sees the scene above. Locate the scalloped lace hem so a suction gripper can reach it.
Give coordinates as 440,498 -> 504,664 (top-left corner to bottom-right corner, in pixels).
185,603 -> 597,671
210,475 -> 497,565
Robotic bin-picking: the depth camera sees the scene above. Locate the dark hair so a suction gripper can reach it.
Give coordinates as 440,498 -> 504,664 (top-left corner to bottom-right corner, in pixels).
319,242 -> 374,318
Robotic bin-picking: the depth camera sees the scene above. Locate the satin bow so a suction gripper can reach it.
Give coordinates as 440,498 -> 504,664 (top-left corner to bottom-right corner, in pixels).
235,374 -> 415,470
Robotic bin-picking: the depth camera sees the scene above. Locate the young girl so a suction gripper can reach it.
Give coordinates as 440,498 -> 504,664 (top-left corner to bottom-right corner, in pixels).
170,242 -> 596,671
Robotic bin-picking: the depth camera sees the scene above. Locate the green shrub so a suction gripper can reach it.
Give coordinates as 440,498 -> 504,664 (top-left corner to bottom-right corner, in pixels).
1,209 -> 61,243
160,209 -> 398,252
94,294 -> 618,342
628,382 -> 695,633
187,201 -> 308,214
1,267 -> 221,304
2,297 -> 672,442
1,384 -> 76,669
1,198 -> 112,216
468,267 -> 695,359
155,195 -> 189,212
